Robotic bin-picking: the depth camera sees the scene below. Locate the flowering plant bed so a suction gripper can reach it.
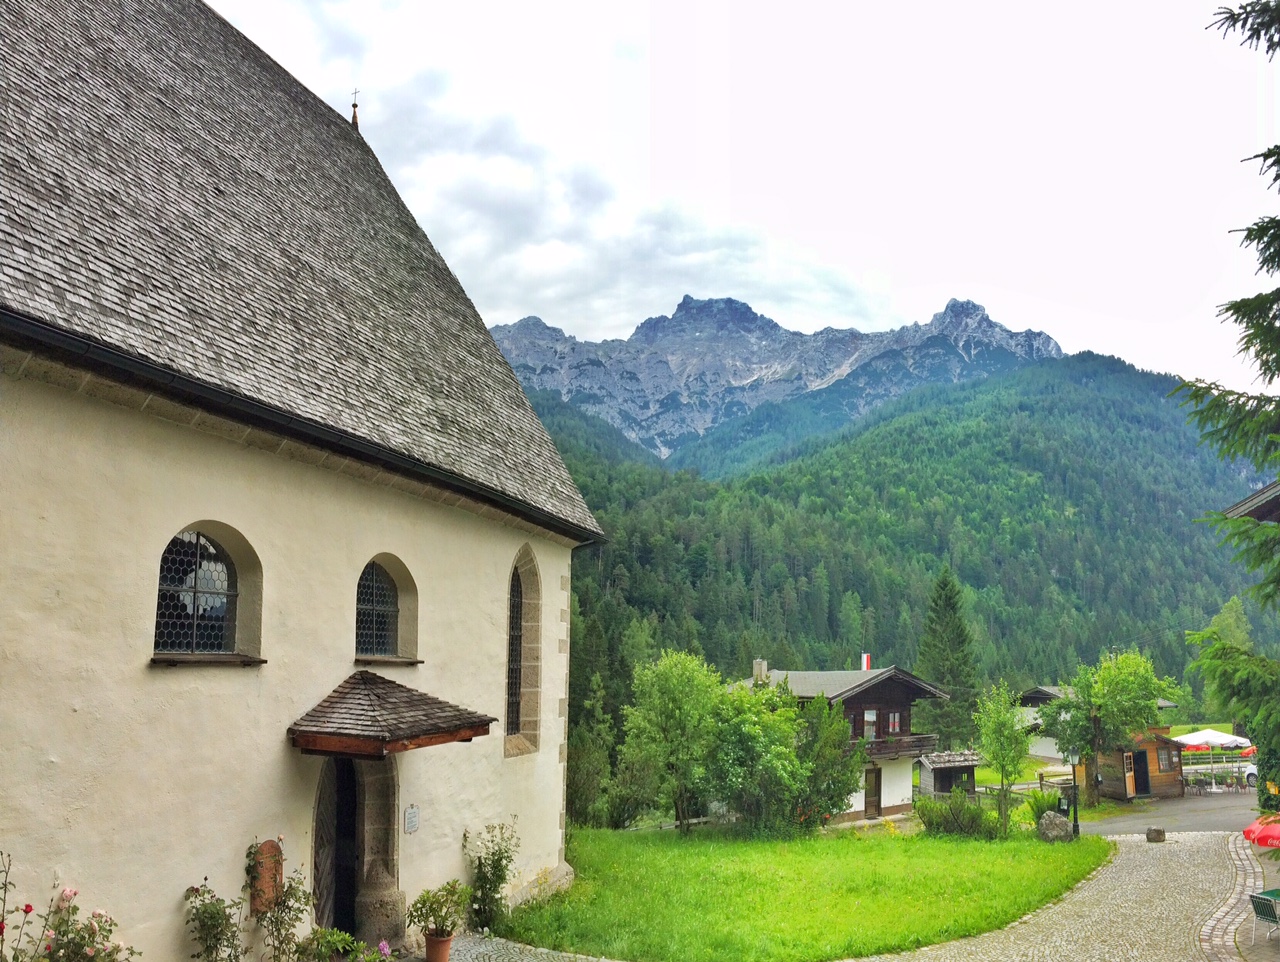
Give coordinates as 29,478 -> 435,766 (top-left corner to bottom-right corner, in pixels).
503,828 -> 1111,962
1,852 -> 140,960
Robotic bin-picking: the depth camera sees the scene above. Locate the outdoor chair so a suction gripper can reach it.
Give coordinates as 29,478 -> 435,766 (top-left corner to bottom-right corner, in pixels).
1250,893 -> 1280,944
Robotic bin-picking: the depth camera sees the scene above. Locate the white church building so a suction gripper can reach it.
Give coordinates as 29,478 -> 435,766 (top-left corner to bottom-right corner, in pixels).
0,0 -> 602,955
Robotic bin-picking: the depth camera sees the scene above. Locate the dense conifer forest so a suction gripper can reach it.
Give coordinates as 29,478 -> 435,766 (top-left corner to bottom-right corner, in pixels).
534,353 -> 1280,729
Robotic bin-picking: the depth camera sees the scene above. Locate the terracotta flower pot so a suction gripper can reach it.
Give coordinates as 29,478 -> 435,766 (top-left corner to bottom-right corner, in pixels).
423,933 -> 454,962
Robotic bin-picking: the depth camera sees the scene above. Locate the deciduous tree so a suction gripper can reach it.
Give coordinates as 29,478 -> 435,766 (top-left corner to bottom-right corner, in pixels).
618,650 -> 721,833
1038,652 -> 1173,806
975,680 -> 1031,836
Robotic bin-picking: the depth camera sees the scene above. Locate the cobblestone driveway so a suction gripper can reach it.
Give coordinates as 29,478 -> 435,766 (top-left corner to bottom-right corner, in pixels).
448,833 -> 1242,962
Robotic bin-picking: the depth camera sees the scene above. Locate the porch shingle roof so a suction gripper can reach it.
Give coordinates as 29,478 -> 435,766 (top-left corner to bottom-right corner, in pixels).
289,671 -> 496,758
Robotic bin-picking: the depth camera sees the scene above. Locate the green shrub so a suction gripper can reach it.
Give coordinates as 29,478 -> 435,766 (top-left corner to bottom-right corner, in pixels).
184,879 -> 246,962
464,819 -> 520,932
407,880 -> 471,938
916,788 -> 999,839
1024,789 -> 1061,824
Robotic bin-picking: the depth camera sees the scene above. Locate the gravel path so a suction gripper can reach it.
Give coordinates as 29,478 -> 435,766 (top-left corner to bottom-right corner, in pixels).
447,832 -> 1241,962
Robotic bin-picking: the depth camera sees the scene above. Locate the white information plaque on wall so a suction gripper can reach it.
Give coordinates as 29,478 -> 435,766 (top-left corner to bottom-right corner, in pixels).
404,804 -> 419,835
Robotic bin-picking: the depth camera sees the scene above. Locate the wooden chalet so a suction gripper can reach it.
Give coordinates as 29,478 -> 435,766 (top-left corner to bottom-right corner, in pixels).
747,660 -> 947,819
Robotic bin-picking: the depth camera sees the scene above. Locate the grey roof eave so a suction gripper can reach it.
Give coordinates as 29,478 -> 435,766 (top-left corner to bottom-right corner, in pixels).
0,306 -> 605,546
1224,480 -> 1280,522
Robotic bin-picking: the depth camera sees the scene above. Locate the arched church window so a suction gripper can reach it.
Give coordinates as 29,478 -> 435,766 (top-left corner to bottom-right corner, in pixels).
154,530 -> 238,652
506,568 -> 523,735
356,561 -> 399,656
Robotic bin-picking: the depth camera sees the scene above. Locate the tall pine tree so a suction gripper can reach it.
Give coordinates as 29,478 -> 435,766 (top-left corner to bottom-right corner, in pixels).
1179,2 -> 1280,810
912,567 -> 980,750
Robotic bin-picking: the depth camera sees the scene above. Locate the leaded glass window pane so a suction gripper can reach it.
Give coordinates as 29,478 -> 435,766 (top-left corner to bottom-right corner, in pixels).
154,530 -> 237,653
506,570 -> 523,736
356,562 -> 398,656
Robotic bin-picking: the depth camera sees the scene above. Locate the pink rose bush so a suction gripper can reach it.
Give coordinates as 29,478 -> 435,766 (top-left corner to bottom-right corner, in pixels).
1,853 -> 140,961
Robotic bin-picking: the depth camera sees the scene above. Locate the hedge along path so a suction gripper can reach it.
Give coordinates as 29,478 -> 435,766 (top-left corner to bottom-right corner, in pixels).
447,833 -> 1240,962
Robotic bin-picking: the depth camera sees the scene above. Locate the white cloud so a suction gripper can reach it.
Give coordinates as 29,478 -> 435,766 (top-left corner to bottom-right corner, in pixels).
360,73 -> 883,339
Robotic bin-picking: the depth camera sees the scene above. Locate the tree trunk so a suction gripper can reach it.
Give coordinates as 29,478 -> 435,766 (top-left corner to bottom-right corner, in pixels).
1084,753 -> 1100,807
1084,715 -> 1104,807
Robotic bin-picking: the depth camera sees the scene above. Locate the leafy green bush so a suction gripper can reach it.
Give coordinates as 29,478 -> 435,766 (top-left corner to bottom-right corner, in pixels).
1024,789 -> 1061,824
407,880 -> 471,939
464,820 -> 520,932
184,879 -> 246,962
706,683 -> 804,835
916,788 -> 999,839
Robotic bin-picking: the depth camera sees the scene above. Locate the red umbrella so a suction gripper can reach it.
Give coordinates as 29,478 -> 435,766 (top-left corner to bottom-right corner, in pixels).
1243,745 -> 1258,758
1244,817 -> 1280,846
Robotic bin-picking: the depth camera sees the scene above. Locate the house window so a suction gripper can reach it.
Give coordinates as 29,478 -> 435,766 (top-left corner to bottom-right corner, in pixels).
864,709 -> 878,740
154,530 -> 237,652
356,562 -> 398,656
506,569 -> 523,736
888,711 -> 901,735
1157,747 -> 1178,773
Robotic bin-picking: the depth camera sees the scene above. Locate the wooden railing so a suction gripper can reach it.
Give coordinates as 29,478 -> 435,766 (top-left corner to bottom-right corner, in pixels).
864,732 -> 939,759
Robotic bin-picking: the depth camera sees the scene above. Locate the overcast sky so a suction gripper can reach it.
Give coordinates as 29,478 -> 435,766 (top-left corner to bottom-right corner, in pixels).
209,1 -> 1280,391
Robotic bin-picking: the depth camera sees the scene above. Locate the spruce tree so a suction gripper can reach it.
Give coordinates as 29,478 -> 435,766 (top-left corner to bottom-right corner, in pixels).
1180,3 -> 1280,607
1179,3 -> 1280,810
912,567 -> 980,750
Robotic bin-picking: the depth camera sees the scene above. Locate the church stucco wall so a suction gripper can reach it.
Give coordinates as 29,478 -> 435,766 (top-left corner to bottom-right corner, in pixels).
0,370 -> 573,958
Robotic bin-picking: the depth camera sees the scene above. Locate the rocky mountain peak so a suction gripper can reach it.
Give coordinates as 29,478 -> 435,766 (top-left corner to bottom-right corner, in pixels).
931,298 -> 992,329
631,295 -> 783,345
491,296 -> 1064,459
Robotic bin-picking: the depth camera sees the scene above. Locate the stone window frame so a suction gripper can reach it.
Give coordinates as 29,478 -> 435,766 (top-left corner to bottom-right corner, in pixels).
504,544 -> 542,758
150,520 -> 265,666
353,553 -> 421,665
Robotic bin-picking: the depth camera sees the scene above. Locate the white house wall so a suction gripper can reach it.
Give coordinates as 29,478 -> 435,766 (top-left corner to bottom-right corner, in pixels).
1029,735 -> 1061,760
0,370 -> 573,958
881,758 -> 914,810
841,758 -> 915,821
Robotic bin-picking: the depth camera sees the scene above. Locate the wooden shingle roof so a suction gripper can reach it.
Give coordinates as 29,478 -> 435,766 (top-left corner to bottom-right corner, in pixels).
289,671 -> 496,759
0,0 -> 602,542
744,666 -> 948,702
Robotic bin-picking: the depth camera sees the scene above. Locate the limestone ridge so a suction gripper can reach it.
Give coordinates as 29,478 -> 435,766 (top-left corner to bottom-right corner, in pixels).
491,296 -> 1063,459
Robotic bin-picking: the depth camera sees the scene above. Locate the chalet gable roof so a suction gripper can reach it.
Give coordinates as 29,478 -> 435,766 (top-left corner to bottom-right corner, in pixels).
288,671 -> 496,759
747,666 -> 948,703
1020,685 -> 1177,711
1,0 -> 602,542
1225,480 -> 1280,523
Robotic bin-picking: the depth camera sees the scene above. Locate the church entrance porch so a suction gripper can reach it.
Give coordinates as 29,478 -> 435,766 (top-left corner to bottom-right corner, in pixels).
290,672 -> 498,949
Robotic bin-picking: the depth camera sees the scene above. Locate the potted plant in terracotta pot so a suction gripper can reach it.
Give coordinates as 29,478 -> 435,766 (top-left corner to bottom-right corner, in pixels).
407,879 -> 472,962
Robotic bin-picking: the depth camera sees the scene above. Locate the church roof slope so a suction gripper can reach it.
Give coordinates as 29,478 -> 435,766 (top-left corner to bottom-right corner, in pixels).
0,0 -> 601,541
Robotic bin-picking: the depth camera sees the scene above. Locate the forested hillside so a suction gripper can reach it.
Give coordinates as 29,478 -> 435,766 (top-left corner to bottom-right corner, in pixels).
545,353 -> 1280,728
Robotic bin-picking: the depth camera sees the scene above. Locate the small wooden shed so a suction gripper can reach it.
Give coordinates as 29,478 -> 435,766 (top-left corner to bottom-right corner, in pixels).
1071,727 -> 1185,801
919,750 -> 983,798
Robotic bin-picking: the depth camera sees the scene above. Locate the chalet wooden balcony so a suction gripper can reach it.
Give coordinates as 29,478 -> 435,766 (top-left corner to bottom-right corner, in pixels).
864,732 -> 939,760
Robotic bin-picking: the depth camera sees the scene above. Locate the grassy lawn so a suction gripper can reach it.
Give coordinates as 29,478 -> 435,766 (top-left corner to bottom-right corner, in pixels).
1168,722 -> 1232,737
1074,797 -> 1149,822
504,828 -> 1112,962
975,756 -> 1051,786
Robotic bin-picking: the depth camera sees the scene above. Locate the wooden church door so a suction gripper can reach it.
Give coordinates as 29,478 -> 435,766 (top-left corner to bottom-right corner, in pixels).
313,758 -> 359,934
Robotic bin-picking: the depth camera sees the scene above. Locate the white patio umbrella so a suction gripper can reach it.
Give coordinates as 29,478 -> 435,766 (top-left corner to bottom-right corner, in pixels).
1173,728 -> 1252,785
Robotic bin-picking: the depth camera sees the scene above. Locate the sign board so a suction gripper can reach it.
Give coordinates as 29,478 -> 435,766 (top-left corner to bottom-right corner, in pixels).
404,804 -> 419,835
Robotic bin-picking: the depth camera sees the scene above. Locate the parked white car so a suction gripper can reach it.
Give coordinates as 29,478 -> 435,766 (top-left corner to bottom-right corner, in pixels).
1247,763 -> 1259,788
